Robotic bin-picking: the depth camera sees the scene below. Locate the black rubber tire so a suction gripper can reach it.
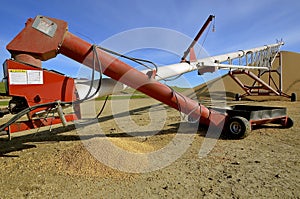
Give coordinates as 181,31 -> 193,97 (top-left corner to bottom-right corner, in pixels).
226,116 -> 251,139
235,93 -> 241,101
281,117 -> 293,128
291,93 -> 296,102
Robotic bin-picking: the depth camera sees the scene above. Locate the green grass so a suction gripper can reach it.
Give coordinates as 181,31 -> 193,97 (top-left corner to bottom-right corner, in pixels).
0,101 -> 8,106
96,94 -> 148,100
123,86 -> 189,93
0,82 -> 9,106
0,82 -> 6,93
0,81 -> 189,103
170,86 -> 190,93
96,85 -> 190,101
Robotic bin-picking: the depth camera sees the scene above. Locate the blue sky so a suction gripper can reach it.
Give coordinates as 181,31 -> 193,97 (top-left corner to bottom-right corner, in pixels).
0,0 -> 299,87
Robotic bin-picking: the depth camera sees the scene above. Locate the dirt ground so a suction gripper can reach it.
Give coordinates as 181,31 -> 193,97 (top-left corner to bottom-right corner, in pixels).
0,97 -> 299,198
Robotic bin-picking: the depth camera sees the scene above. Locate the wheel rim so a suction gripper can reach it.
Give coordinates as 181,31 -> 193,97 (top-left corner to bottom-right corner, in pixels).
229,121 -> 242,134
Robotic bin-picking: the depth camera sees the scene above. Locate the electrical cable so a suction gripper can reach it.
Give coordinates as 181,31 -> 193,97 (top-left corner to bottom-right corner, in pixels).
72,44 -> 156,104
92,45 -> 160,119
196,21 -> 213,61
0,101 -> 59,132
74,45 -> 103,103
96,95 -> 109,118
96,45 -> 158,72
35,106 -> 53,134
163,73 -> 184,82
80,45 -> 97,101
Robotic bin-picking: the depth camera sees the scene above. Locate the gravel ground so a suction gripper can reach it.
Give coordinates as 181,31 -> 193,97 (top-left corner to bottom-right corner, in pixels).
0,98 -> 299,198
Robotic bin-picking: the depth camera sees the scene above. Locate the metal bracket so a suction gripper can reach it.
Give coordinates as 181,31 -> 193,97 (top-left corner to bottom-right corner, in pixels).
32,15 -> 57,37
56,101 -> 67,127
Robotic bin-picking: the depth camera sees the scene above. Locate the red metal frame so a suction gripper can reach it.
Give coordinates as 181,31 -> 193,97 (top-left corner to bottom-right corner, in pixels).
3,59 -> 80,134
7,115 -> 77,134
5,60 -> 76,107
228,53 -> 291,99
249,116 -> 288,126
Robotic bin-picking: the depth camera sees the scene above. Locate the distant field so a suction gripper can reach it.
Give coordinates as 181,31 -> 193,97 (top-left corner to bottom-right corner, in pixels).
0,82 -> 6,93
0,81 -> 189,103
96,86 -> 190,100
123,86 -> 189,93
0,101 -> 8,106
0,82 -> 9,106
97,94 -> 148,101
